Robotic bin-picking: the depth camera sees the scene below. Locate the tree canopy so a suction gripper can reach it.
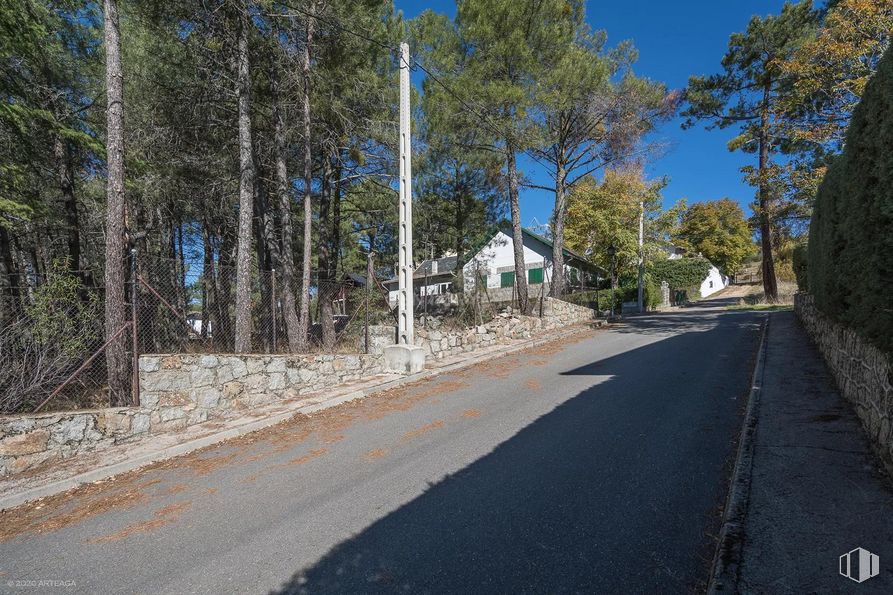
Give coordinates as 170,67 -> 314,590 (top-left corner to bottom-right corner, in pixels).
673,199 -> 753,275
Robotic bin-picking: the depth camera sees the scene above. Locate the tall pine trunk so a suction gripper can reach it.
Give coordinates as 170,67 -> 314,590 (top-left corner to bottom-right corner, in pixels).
201,223 -> 213,339
298,11 -> 315,351
103,0 -> 129,405
758,86 -> 778,301
453,169 -> 465,304
233,6 -> 255,353
550,164 -> 568,298
253,167 -> 274,351
331,157 -> 342,278
0,227 -> 21,320
506,145 -> 529,313
216,227 -> 235,349
54,136 -> 82,278
272,65 -> 302,352
318,157 -> 335,350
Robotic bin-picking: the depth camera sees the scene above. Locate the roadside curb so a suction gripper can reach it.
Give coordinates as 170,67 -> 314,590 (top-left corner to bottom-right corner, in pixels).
0,320 -> 606,511
707,314 -> 770,593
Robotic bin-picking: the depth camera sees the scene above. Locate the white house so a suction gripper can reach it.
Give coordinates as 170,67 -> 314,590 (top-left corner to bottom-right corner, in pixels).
699,265 -> 729,298
383,255 -> 459,308
662,246 -> 729,298
383,228 -> 603,307
463,227 -> 603,301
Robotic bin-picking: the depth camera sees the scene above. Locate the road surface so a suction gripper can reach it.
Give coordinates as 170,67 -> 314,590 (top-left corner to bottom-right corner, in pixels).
0,304 -> 761,594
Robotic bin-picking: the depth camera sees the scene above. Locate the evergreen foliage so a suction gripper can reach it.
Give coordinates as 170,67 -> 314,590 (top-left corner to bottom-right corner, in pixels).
808,46 -> 893,354
649,257 -> 712,293
791,242 -> 808,291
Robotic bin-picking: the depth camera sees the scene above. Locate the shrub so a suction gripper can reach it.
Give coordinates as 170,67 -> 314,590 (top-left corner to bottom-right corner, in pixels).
792,243 -> 808,291
807,46 -> 893,355
562,289 -> 620,313
649,257 -> 712,292
619,274 -> 662,310
0,261 -> 102,413
25,261 -> 101,356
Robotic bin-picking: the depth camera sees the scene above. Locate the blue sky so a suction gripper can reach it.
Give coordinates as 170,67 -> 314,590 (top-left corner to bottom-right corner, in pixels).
395,0 -> 791,226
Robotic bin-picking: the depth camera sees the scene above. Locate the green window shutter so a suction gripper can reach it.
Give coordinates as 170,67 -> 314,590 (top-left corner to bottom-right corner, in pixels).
528,268 -> 544,284
500,271 -> 515,288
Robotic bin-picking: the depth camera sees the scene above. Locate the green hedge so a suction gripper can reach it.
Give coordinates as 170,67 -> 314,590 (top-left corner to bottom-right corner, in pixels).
792,243 -> 808,292
620,275 -> 661,310
649,257 -> 711,291
562,289 -> 620,313
808,46 -> 893,355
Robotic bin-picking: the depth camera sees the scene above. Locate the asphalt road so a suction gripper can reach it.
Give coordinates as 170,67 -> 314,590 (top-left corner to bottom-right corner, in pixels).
0,304 -> 762,594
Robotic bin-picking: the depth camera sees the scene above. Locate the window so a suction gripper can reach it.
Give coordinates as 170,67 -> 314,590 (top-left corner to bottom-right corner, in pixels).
709,280 -> 714,288
500,271 -> 515,288
528,268 -> 544,284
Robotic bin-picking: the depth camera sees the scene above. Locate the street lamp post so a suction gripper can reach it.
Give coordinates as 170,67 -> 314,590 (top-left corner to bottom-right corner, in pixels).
607,243 -> 616,318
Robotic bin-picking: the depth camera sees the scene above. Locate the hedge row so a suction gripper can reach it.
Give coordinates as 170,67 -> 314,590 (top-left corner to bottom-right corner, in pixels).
649,257 -> 712,291
808,46 -> 893,355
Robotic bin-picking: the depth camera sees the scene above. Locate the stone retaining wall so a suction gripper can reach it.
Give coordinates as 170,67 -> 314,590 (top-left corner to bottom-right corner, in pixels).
0,297 -> 597,477
795,293 -> 893,475
0,353 -> 383,476
416,297 -> 596,360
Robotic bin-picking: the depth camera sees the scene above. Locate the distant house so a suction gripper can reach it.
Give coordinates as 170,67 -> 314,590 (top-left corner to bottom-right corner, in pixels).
661,245 -> 729,298
463,227 -> 603,301
383,255 -> 459,307
384,228 -> 604,307
186,312 -> 210,337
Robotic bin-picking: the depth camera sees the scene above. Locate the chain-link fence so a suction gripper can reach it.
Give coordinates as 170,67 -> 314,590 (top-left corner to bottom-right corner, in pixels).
0,259 -> 134,415
0,252 -> 400,414
134,254 -> 392,355
0,251 -> 606,414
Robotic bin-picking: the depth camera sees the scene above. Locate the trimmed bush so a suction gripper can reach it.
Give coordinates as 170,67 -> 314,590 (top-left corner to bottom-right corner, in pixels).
792,243 -> 808,291
807,46 -> 893,356
618,274 -> 662,310
649,257 -> 712,292
563,289 -> 620,313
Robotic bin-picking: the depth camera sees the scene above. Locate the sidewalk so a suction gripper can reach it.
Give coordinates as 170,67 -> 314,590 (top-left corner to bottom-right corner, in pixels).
733,311 -> 893,592
0,322 -> 603,510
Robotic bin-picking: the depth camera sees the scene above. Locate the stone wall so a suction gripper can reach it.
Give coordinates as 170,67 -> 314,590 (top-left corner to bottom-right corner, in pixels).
0,297 -> 596,477
415,297 -> 596,361
0,353 -> 383,476
482,283 -> 551,304
795,293 -> 893,475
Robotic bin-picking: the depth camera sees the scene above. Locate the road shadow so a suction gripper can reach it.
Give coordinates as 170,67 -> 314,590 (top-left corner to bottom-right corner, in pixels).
270,313 -> 761,594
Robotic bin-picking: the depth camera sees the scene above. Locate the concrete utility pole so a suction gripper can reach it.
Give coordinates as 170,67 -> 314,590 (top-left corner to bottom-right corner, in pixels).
637,200 -> 644,312
383,42 -> 425,374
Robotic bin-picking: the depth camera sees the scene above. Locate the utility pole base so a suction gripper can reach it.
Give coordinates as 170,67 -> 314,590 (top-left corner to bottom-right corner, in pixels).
383,344 -> 425,375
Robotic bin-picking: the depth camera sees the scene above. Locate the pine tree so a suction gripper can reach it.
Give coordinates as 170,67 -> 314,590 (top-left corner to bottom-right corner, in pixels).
682,1 -> 817,301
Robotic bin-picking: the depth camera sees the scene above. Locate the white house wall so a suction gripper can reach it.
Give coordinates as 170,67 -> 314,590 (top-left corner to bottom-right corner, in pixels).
462,231 -> 555,290
699,265 -> 729,298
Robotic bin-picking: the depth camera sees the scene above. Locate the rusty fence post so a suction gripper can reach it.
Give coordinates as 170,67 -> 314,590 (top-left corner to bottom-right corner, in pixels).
130,248 -> 140,407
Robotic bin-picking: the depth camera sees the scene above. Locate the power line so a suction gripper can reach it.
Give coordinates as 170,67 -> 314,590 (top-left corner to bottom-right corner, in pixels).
271,2 -> 396,55
408,57 -> 553,173
270,2 -> 554,178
